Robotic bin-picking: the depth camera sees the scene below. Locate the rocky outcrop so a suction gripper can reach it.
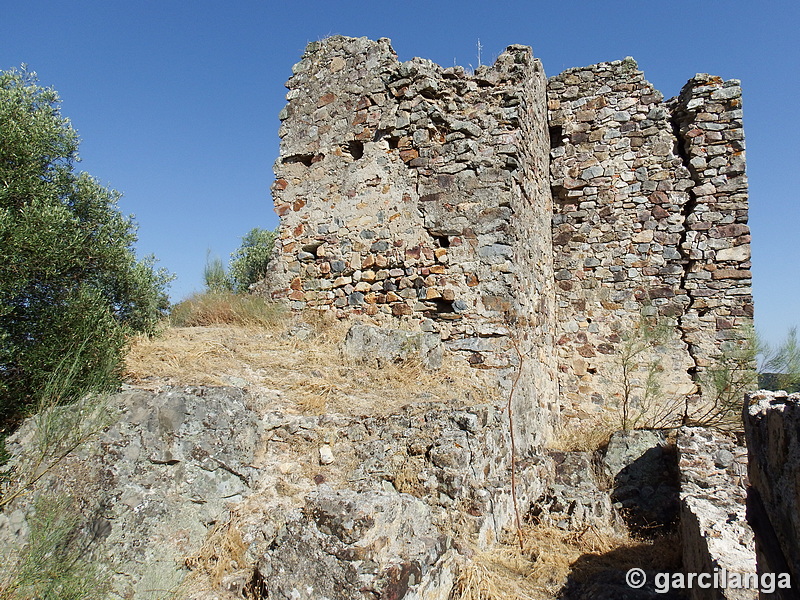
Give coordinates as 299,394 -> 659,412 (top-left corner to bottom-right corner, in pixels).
0,387 -> 264,599
254,487 -> 456,600
342,323 -> 443,369
531,450 -> 622,535
0,385 -> 555,599
3,382 -> 778,599
603,430 -> 681,534
744,390 -> 800,597
544,430 -> 684,600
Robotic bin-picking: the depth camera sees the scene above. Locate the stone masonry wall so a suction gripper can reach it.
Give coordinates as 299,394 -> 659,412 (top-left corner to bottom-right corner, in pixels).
744,390 -> 800,596
671,75 -> 753,376
678,427 -> 755,600
265,36 -> 752,440
548,60 -> 752,424
266,36 -> 558,450
548,59 -> 697,422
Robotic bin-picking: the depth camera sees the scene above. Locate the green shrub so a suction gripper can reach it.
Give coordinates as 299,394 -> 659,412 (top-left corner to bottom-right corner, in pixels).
0,352 -> 118,599
1,339 -> 117,511
1,494 -> 110,600
229,227 -> 276,292
0,67 -> 173,427
696,325 -> 759,431
614,313 -> 676,430
613,314 -> 759,431
759,326 -> 800,392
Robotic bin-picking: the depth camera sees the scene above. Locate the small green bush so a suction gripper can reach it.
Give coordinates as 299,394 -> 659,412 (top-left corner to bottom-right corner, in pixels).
203,252 -> 233,293
614,313 -> 678,430
759,326 -> 800,392
696,325 -> 759,430
1,342 -> 116,511
1,353 -> 118,599
229,227 -> 276,293
1,494 -> 110,600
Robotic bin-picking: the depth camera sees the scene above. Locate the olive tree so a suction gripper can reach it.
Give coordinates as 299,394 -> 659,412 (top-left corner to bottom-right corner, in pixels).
0,67 -> 173,424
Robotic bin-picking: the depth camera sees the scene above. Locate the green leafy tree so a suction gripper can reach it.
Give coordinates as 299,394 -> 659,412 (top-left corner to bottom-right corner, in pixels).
228,227 -> 275,292
0,67 -> 173,424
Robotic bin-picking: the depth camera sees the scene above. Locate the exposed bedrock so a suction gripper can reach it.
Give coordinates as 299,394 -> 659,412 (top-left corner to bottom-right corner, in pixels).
0,386 -> 553,599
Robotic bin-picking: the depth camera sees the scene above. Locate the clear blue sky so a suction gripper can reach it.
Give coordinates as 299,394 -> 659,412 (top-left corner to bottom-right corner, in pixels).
3,1 -> 798,347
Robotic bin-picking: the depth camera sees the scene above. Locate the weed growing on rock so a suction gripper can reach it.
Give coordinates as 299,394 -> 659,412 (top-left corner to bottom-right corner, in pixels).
758,325 -> 800,392
183,519 -> 249,592
549,414 -> 616,453
1,344 -> 114,510
0,494 -> 110,600
203,252 -> 233,293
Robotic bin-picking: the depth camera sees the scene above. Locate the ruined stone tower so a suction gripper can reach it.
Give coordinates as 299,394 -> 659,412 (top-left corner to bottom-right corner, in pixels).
264,36 -> 752,441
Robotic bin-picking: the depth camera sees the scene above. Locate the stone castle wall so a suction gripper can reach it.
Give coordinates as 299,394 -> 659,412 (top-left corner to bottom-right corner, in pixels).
265,35 -> 753,440
548,59 -> 698,420
671,75 -> 753,372
744,391 -> 800,595
266,36 -> 558,450
547,62 -> 752,422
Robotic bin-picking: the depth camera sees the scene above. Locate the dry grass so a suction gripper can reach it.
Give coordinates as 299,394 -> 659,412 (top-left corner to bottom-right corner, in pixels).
125,305 -> 498,417
453,522 -> 681,600
391,455 -> 426,496
548,413 -> 617,452
183,520 -> 248,588
521,523 -> 628,595
454,548 -> 542,600
169,291 -> 286,328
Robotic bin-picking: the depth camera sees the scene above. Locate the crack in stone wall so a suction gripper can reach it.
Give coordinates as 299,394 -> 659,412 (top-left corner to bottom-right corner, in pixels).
671,111 -> 702,393
669,76 -> 753,387
547,58 -> 698,425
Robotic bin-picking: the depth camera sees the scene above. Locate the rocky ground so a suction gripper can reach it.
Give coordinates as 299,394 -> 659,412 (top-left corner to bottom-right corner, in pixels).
0,316 -> 757,600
